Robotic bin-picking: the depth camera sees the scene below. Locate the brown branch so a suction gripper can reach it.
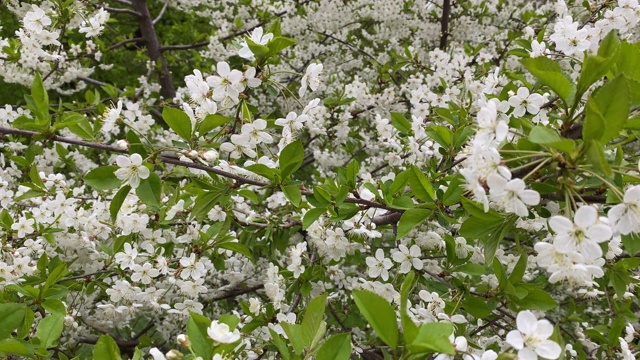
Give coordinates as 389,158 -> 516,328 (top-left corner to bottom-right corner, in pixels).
439,0 -> 452,50
58,269 -> 115,283
108,37 -> 144,51
131,0 -> 175,99
160,41 -> 211,52
372,211 -> 402,226
0,126 -> 394,211
210,284 -> 265,301
100,5 -> 141,17
152,0 -> 169,25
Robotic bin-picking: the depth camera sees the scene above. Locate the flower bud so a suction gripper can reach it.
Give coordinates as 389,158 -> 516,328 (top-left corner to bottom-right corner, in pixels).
177,334 -> 190,347
201,150 -> 218,162
184,150 -> 199,159
115,139 -> 129,150
166,349 -> 184,360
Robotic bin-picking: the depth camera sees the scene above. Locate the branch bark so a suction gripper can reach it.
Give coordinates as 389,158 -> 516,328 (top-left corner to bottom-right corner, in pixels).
131,0 -> 175,99
439,0 -> 452,50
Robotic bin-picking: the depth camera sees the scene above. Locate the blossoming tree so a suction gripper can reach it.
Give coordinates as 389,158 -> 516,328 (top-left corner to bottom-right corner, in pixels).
0,0 -> 639,359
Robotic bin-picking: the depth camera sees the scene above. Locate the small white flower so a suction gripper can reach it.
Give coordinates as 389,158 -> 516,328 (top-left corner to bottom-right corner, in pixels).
487,174 -> 540,217
366,249 -> 393,281
508,87 -> 545,118
114,153 -> 150,188
392,244 -> 423,273
238,27 -> 274,60
299,63 -> 323,97
506,311 -> 561,360
207,320 -> 241,344
549,206 -> 612,260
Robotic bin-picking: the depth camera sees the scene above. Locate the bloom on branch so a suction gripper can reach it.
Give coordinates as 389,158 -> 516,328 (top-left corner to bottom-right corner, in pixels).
506,311 -> 561,360
114,153 -> 150,189
299,63 -> 323,97
207,320 -> 241,344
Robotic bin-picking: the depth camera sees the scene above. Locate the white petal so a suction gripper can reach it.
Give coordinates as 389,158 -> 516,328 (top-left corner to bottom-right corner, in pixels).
586,224 -> 612,242
519,190 -> 540,206
535,340 -> 562,359
116,155 -> 130,168
130,153 -> 143,166
536,319 -> 554,338
549,216 -> 573,234
574,206 -> 597,228
506,330 -> 524,349
516,311 -> 538,335
518,348 -> 538,360
138,166 -> 150,180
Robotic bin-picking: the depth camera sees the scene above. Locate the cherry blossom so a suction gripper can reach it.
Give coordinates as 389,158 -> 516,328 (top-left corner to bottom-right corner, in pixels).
114,153 -> 150,188
506,311 -> 561,360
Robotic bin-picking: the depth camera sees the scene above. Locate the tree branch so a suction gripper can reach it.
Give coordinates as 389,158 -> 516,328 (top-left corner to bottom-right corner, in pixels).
152,0 -> 169,25
108,37 -> 145,51
439,0 -> 452,50
131,0 -> 175,99
160,41 -> 211,52
100,5 -> 141,17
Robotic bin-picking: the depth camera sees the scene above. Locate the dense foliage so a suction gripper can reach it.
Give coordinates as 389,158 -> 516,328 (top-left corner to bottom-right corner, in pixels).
0,0 -> 639,359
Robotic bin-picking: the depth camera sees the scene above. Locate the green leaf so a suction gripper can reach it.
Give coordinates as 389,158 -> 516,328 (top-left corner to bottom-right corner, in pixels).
279,141 -> 304,178
408,165 -> 435,202
352,290 -> 399,349
31,72 -> 49,115
400,271 -> 419,343
509,251 -> 528,284
409,322 -> 455,355
187,312 -> 213,360
246,38 -> 271,58
521,56 -> 574,104
110,185 -> 131,221
0,338 -> 31,357
36,313 -> 64,348
577,31 -> 620,98
269,329 -> 291,360
267,36 -> 297,56
461,295 -> 492,318
136,172 -> 162,209
93,335 -> 122,360
483,216 -> 517,263
281,323 -> 307,355
390,112 -> 412,134
397,209 -> 431,238
513,288 -> 558,311
282,184 -> 302,207
621,233 -> 640,258
301,294 -> 328,350
218,242 -> 253,260
528,126 -> 575,152
0,303 -> 26,339
199,114 -> 230,134
162,107 -> 192,141
246,164 -> 279,181
583,75 -> 629,143
67,116 -> 96,140
53,112 -> 85,132
85,166 -> 121,191
315,333 -> 351,360
303,208 -> 325,229
585,140 -> 612,178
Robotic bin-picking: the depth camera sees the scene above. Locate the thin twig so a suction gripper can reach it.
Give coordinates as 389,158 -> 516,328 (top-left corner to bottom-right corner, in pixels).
152,0 -> 169,25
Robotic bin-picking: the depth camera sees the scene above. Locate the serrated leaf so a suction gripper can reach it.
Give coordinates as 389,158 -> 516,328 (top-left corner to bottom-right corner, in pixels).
199,114 -> 230,134
162,107 -> 192,141
352,290 -> 398,349
390,112 -> 412,134
85,166 -> 121,191
583,75 -> 629,143
303,208 -> 325,229
110,185 -> 131,221
521,56 -> 574,104
282,184 -> 302,207
397,209 -> 431,238
315,333 -> 351,360
279,141 -> 304,178
36,313 -> 64,348
136,172 -> 162,209
0,303 -> 26,339
93,335 -> 122,360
